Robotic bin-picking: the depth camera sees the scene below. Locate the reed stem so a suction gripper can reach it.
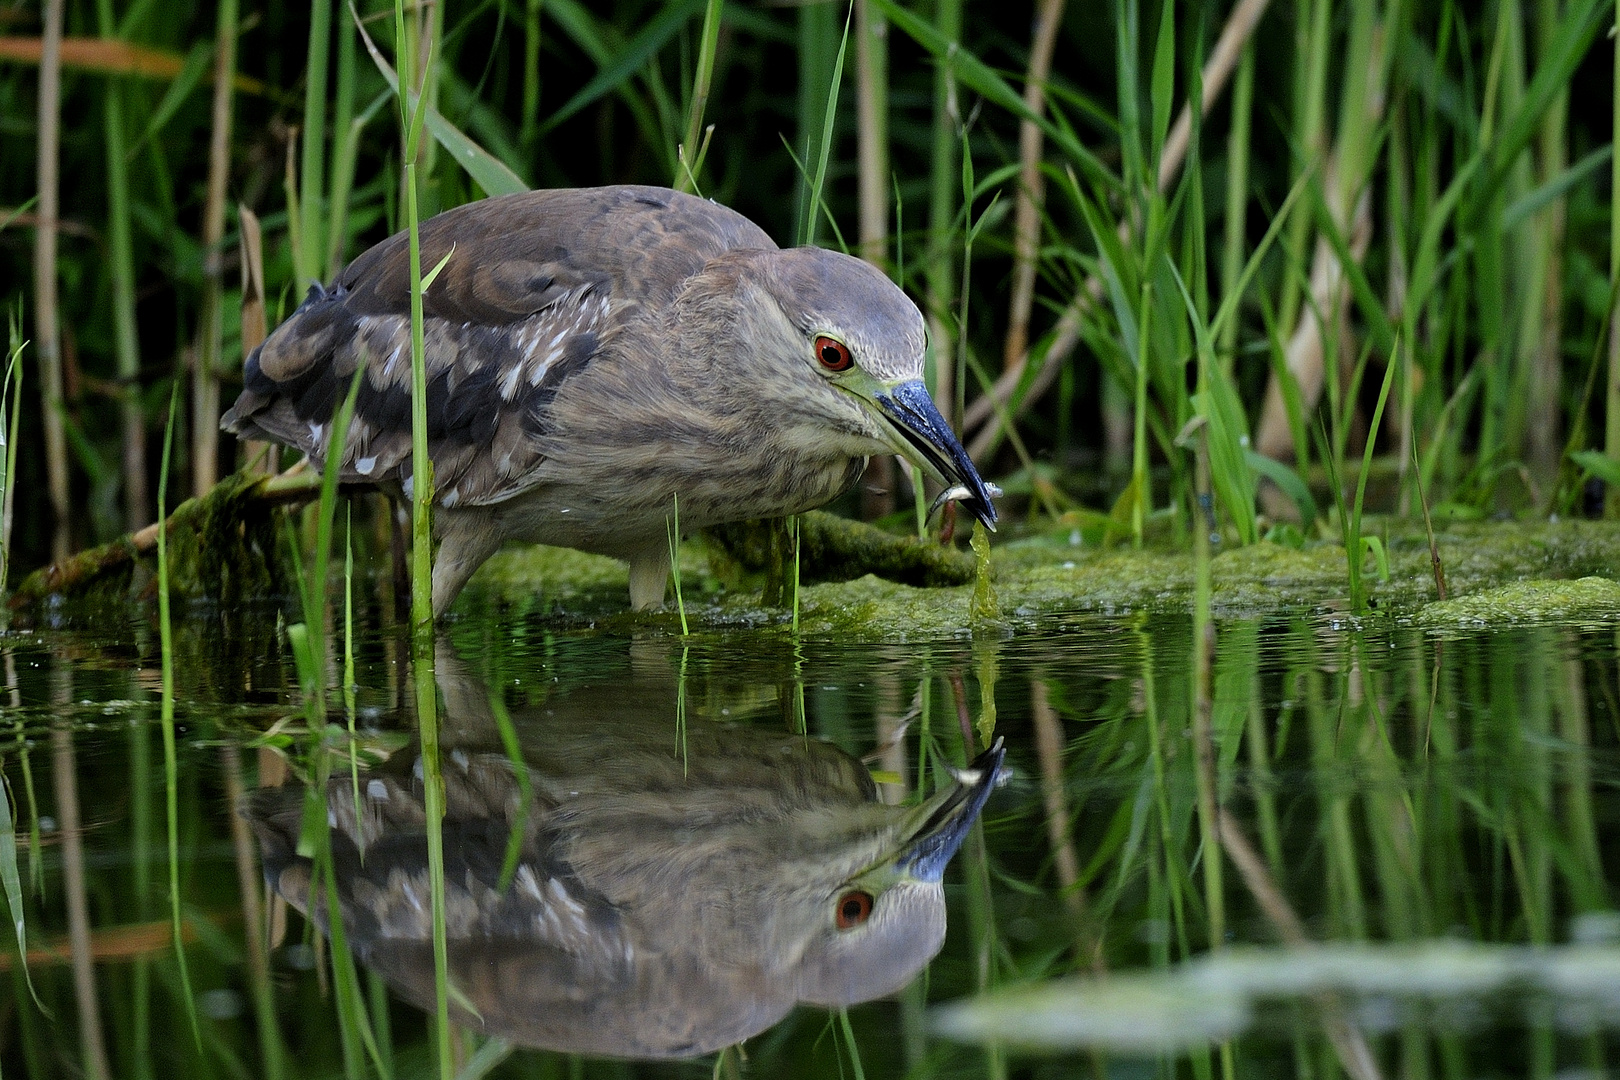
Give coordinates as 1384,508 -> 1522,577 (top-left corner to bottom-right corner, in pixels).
926,0 -> 962,413
192,0 -> 238,498
1605,0 -> 1620,511
34,0 -> 68,563
96,0 -> 146,531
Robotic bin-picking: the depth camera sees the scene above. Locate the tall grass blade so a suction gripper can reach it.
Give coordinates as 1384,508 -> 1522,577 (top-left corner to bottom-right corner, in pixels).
1347,340 -> 1401,613
193,0 -> 238,496
0,753 -> 43,1011
801,4 -> 851,248
488,692 -> 534,891
675,0 -> 723,191
156,384 -> 203,1051
838,1008 -> 868,1080
1609,0 -> 1620,499
668,493 -> 689,636
354,7 -> 529,198
95,0 -> 147,530
0,317 -> 24,598
540,0 -> 704,134
297,0 -> 332,288
393,5 -> 453,1076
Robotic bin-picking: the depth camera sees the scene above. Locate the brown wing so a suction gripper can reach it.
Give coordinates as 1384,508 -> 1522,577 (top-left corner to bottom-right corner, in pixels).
221,185 -> 775,505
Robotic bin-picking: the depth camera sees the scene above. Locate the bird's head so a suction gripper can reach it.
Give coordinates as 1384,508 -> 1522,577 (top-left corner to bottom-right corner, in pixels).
712,246 -> 998,529
783,738 -> 1007,1007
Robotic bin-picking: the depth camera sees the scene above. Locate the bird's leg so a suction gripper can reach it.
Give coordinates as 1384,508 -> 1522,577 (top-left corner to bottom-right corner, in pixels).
430,516 -> 505,618
627,544 -> 671,611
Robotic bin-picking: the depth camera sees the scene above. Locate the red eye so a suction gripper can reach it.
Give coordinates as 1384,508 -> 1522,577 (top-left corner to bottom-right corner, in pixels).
815,336 -> 853,372
835,890 -> 874,930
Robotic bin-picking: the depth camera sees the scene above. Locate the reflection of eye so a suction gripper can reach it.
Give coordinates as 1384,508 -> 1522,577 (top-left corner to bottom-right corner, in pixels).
835,890 -> 874,930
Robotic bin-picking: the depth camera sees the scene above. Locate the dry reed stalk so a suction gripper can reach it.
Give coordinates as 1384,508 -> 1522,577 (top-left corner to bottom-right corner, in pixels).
221,740 -> 287,1077
1253,175 -> 1373,460
855,0 -> 896,517
963,0 -> 1272,460
35,0 -> 69,563
0,916 -> 209,970
1528,0 -> 1568,480
1030,679 -> 1103,972
1255,9 -> 1390,462
925,0 -> 961,421
221,744 -> 268,984
873,672 -> 908,806
238,206 -> 275,474
1001,0 -> 1065,372
118,362 -> 146,534
855,0 -> 888,268
192,0 -> 238,498
1218,808 -> 1385,1080
0,35 -> 266,92
52,667 -> 113,1080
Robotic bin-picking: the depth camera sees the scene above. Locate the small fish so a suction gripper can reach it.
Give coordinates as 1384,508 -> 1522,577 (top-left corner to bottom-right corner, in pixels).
930,481 -> 1004,521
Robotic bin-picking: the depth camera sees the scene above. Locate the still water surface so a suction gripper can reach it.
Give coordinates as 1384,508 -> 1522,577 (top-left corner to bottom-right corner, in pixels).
5,603 -> 1620,1078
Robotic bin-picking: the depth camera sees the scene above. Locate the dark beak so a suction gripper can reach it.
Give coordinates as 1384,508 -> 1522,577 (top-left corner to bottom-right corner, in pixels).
875,380 -> 999,531
897,738 -> 1006,883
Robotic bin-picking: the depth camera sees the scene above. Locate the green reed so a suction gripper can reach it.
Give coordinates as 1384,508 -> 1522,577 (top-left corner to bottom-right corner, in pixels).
154,385 -> 201,1049
667,493 -> 689,635
5,0 -> 1619,586
393,2 -> 453,1075
1,313 -> 24,598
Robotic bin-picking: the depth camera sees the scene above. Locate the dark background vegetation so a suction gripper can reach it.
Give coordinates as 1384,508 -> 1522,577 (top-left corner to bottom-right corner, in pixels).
2,0 -> 1617,577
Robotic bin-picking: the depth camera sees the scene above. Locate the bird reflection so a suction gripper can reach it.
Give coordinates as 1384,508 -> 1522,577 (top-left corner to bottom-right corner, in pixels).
244,655 -> 1004,1059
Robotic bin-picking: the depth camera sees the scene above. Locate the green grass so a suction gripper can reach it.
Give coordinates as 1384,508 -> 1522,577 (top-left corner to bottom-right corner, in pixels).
3,0 -> 1619,590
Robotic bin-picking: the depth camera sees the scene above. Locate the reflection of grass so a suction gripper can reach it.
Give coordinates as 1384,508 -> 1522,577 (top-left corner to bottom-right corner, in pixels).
11,610 -> 1620,1077
155,385 -> 201,1049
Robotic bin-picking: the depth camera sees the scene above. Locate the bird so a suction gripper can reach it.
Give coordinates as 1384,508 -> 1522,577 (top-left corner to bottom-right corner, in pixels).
243,659 -> 1006,1059
222,185 -> 998,616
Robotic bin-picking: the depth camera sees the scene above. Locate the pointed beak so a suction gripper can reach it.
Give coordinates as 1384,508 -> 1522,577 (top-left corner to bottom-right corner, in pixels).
873,380 -> 999,531
896,738 -> 1006,883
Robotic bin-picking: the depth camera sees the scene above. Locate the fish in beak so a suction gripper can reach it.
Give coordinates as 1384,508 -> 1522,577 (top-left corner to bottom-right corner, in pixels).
895,738 -> 1006,883
872,380 -> 999,530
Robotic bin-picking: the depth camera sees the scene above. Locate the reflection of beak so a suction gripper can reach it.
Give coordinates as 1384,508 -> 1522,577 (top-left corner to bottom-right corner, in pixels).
897,738 -> 1006,883
872,380 -> 999,531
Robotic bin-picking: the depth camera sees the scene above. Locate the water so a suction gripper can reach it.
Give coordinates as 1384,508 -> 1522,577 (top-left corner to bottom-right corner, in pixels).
5,599 -> 1620,1079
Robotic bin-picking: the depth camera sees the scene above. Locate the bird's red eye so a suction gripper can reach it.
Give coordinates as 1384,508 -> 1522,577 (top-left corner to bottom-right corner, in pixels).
815,336 -> 853,372
835,890 -> 874,930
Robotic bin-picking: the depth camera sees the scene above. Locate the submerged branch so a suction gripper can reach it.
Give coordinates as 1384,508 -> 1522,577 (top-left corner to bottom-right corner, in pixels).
9,470 -> 318,618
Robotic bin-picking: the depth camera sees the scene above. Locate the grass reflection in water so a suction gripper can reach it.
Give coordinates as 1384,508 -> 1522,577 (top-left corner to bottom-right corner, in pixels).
3,615 -> 1620,1078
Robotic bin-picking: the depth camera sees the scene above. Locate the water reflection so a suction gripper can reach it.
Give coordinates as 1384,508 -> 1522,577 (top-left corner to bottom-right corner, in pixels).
243,653 -> 1003,1058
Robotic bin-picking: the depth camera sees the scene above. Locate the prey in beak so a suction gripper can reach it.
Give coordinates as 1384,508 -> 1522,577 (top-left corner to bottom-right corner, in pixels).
894,738 -> 1007,883
868,380 -> 1000,530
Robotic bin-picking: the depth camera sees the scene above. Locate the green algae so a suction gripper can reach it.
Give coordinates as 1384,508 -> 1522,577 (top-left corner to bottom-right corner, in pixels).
735,519 -> 1620,638
456,517 -> 1620,638
21,483 -> 1620,641
707,510 -> 976,588
1416,576 -> 1620,629
969,520 -> 998,622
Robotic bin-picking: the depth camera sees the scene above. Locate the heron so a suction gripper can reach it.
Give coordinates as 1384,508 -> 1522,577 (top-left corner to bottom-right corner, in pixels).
222,186 -> 997,616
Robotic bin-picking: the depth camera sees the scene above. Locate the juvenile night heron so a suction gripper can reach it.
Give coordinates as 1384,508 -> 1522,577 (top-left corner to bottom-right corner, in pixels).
244,667 -> 1005,1058
222,185 -> 997,615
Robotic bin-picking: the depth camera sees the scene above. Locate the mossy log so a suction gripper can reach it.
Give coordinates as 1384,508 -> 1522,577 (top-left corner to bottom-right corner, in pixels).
705,511 -> 975,598
9,470 -> 319,622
